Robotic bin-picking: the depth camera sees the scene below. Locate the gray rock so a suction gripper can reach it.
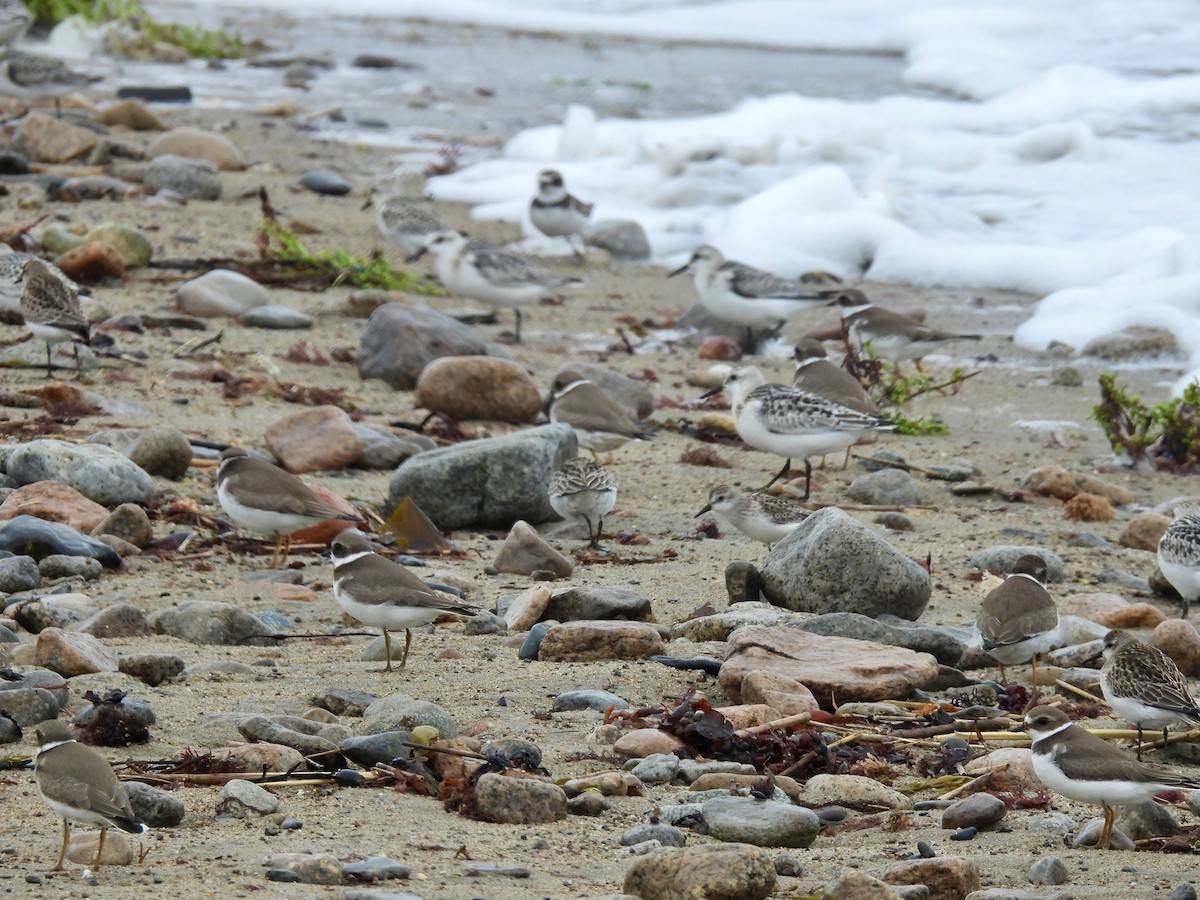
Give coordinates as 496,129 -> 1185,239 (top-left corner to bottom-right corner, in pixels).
462,608 -> 505,635
1026,856 -> 1069,885
621,823 -> 687,848
552,689 -> 632,713
125,781 -> 186,827
9,595 -> 90,632
124,427 -> 193,480
568,791 -> 610,816
299,168 -> 350,195
846,468 -> 919,506
759,507 -> 931,619
76,603 -> 149,638
354,424 -> 434,470
263,851 -> 341,885
823,868 -> 904,899
7,440 -> 153,505
342,856 -> 412,882
458,861 -> 534,878
518,621 -> 554,660
772,853 -> 805,877
1169,886 -> 1198,900
38,554 -> 103,581
363,694 -> 456,738
671,604 -> 812,642
0,555 -> 39,592
797,613 -> 966,666
344,891 -> 428,900
93,503 -> 153,547
149,600 -> 269,645
216,779 -> 279,817
388,424 -> 577,530
118,652 -> 185,686
677,760 -> 758,783
584,218 -> 651,260
143,154 -> 221,200
357,301 -> 487,390
550,362 -> 656,419
630,753 -> 681,785
471,772 -> 567,824
0,715 -> 19,743
942,793 -> 1006,830
176,269 -> 269,318
312,686 -> 378,717
968,546 -> 1066,582
544,586 -> 652,622
624,842 -> 777,900
1118,798 -> 1178,839
700,796 -> 821,848
340,730 -> 413,768
241,304 -> 315,329
0,686 -> 59,725
1072,817 -> 1135,849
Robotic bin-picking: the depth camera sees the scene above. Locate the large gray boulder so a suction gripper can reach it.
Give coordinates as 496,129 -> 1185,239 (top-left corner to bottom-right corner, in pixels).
759,507 -> 930,620
7,440 -> 154,506
387,424 -> 577,530
357,301 -> 488,390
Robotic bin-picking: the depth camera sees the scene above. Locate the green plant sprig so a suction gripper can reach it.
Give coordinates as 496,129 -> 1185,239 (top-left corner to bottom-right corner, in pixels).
25,0 -> 244,59
1092,372 -> 1200,469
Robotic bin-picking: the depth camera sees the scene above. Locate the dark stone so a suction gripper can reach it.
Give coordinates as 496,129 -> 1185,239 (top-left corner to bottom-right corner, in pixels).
299,169 -> 351,196
0,516 -> 121,568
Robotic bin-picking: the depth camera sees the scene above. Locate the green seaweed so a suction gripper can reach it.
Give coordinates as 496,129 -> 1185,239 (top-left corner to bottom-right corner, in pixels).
1092,372 -> 1200,469
26,0 -> 244,59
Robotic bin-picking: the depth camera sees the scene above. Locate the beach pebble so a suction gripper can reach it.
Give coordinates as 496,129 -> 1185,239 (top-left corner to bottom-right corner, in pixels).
144,154 -> 221,199
0,686 -> 59,725
38,553 -> 103,581
1119,511 -> 1171,551
177,268 -> 270,317
358,301 -> 488,390
341,856 -> 412,882
339,730 -> 413,767
94,99 -> 164,130
148,126 -> 246,170
569,792 -> 612,816
847,468 -> 920,506
517,620 -> 554,660
218,779 -> 281,818
0,480 -> 107,532
584,218 -> 651,260
389,423 -> 576,530
804,774 -> 912,810
13,115 -> 97,164
968,546 -> 1065,581
298,168 -> 350,195
759,507 -> 931,619
66,831 -> 133,866
149,600 -> 268,645
353,423 -> 433,470
34,627 -> 118,676
1072,818 -> 1135,849
0,555 -> 40,593
313,686 -> 378,717
1169,886 -> 1198,900
621,823 -> 687,848
471,772 -> 567,824
8,440 -> 153,506
1118,798 -> 1178,839
124,427 -> 194,479
263,852 -> 341,885
0,150 -> 27,173
94,503 -> 154,548
1021,466 -> 1132,505
1150,619 -> 1200,675
699,795 -> 819,847
624,843 -> 777,900
53,240 -> 127,281
546,586 -> 652,622
124,782 -> 185,827
538,620 -> 665,662
823,868 -> 905,899
493,521 -> 574,579
613,728 -> 687,759
871,857 -> 980,898
363,694 -> 456,737
83,223 -> 153,268
415,356 -> 541,424
553,688 -> 632,713
264,405 -> 362,473
118,652 -> 185,686
941,793 -> 1006,830
671,604 -> 811,643
241,304 -> 315,329
77,603 -> 149,638
799,612 -> 967,666
0,716 -> 20,743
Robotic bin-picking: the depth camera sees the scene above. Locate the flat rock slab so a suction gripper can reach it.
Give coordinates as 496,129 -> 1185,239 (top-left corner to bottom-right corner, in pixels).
719,626 -> 939,709
539,620 -> 665,662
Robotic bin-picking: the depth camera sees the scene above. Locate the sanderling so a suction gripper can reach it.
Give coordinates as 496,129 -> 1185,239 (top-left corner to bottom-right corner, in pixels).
1098,628 -> 1200,754
1023,705 -> 1200,850
365,192 -> 448,257
700,365 -> 892,498
0,249 -> 82,314
216,447 -> 363,568
18,257 -> 89,377
0,50 -> 98,117
694,483 -> 808,547
549,375 -> 654,461
975,554 -> 1060,683
669,245 -> 832,337
548,457 -> 617,549
1158,504 -> 1200,618
331,529 -> 478,671
529,168 -> 593,258
832,292 -> 981,368
411,229 -> 580,343
0,0 -> 31,48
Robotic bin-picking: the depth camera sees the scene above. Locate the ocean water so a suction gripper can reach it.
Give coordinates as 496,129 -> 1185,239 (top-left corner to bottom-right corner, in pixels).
75,2 -> 1200,388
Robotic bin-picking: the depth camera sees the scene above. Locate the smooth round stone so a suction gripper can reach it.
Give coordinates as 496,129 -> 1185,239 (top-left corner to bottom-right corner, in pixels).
299,169 -> 350,195
1027,856 -> 1069,885
0,516 -> 121,568
483,737 -> 541,768
518,621 -> 554,661
339,730 -> 413,767
567,792 -> 610,816
814,806 -> 849,825
471,772 -> 567,824
0,555 -> 40,592
38,554 -> 103,581
949,827 -> 977,841
124,781 -> 185,827
941,792 -> 1006,830
362,695 -> 456,738
620,824 -> 687,848
333,769 -> 364,787
340,856 -> 411,882
630,753 -> 681,785
552,689 -> 631,713
216,779 -> 279,817
241,305 -> 314,329
0,687 -> 59,725
916,840 -> 936,858
143,154 -> 221,200
773,853 -> 805,877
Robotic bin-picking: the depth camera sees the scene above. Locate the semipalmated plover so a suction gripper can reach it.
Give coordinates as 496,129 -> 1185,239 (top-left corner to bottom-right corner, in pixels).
548,457 -> 617,549
791,339 -> 879,415
529,169 -> 593,258
1023,704 -> 1200,849
700,365 -> 893,498
548,376 -> 654,461
669,245 -> 830,336
330,528 -> 478,670
18,257 -> 89,377
410,229 -> 580,343
694,483 -> 808,548
1157,505 -> 1200,618
34,719 -> 147,871
1099,628 -> 1200,752
365,192 -> 448,257
0,50 -> 98,116
832,293 -> 980,369
216,447 -> 363,567
975,553 -> 1059,683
